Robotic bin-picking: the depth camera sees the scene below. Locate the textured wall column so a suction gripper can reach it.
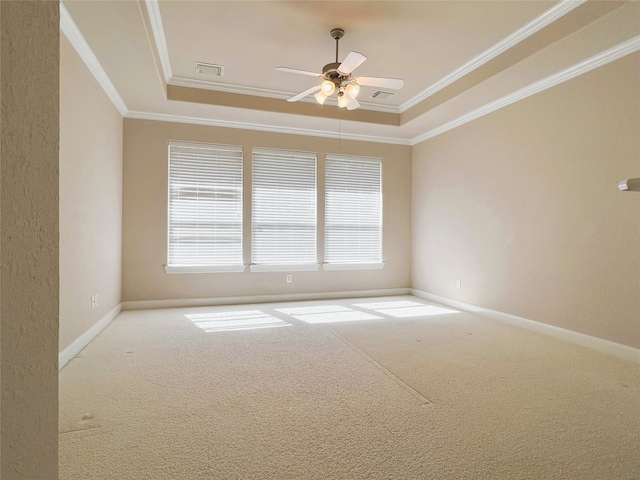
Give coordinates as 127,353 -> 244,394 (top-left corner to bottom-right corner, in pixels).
1,2 -> 59,479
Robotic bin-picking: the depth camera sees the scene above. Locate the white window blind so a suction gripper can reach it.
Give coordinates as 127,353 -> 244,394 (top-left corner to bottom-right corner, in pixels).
167,141 -> 243,272
325,154 -> 382,267
251,148 -> 317,268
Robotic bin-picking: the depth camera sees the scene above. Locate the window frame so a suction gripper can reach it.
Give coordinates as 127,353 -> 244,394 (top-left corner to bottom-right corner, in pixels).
323,153 -> 384,271
250,147 -> 319,272
165,140 -> 245,274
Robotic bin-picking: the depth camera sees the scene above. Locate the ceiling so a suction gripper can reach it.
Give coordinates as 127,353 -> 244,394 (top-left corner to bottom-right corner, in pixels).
61,0 -> 636,144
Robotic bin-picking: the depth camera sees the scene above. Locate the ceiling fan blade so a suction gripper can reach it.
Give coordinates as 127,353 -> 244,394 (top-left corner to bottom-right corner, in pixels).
346,97 -> 360,111
287,84 -> 321,103
276,67 -> 321,77
355,76 -> 404,90
337,51 -> 367,75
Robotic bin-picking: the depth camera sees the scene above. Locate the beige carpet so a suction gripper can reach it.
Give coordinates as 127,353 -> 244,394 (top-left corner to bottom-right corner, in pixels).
59,295 -> 640,479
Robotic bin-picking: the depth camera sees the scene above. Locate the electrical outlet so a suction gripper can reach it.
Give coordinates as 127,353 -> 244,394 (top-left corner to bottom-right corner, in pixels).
286,274 -> 292,283
456,279 -> 461,289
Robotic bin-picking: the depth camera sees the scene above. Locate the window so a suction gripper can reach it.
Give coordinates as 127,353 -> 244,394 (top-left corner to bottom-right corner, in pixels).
251,147 -> 317,271
324,154 -> 382,269
166,141 -> 243,273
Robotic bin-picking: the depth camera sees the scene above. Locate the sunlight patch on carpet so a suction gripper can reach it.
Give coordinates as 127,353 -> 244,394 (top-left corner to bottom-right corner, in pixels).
277,305 -> 382,324
185,310 -> 290,332
353,300 -> 459,318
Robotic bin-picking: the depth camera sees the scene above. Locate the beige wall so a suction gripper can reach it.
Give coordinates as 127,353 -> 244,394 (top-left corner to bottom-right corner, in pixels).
123,119 -> 411,302
1,2 -> 59,478
59,36 -> 123,351
412,54 -> 640,348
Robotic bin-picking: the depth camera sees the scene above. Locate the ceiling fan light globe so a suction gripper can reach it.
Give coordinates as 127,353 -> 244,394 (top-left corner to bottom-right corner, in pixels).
314,91 -> 328,105
321,80 -> 335,96
337,92 -> 350,108
345,83 -> 360,99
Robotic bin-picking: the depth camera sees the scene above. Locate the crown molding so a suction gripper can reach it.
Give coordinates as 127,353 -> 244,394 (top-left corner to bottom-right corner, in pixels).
144,0 -> 585,117
59,2 -> 128,116
146,0 -> 398,113
168,76 -> 400,114
411,36 -> 640,145
399,0 -> 588,112
61,2 -> 636,150
169,76 -> 293,100
125,111 -> 411,146
145,0 -> 172,83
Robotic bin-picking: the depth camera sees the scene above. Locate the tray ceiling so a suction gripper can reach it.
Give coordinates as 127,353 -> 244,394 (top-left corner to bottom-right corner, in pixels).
61,0 -> 637,144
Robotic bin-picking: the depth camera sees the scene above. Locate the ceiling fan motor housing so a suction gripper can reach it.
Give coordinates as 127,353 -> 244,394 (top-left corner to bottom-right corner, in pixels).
322,62 -> 349,85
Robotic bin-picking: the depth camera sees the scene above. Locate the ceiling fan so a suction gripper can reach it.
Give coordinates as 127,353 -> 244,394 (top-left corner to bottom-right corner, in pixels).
276,28 -> 404,110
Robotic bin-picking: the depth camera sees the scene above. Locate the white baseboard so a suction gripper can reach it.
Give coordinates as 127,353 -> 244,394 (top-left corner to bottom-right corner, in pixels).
411,289 -> 640,364
59,303 -> 123,370
63,290 -> 639,365
121,288 -> 411,311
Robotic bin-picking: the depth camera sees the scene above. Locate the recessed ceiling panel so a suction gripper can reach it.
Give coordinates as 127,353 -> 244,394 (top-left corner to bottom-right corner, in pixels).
158,1 -> 555,107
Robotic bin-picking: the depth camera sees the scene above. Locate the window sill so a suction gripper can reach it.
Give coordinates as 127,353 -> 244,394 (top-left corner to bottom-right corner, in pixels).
164,265 -> 246,274
250,264 -> 319,273
323,262 -> 384,271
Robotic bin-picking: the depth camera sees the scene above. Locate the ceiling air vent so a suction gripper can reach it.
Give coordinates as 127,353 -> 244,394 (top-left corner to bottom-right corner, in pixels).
371,90 -> 397,100
195,62 -> 224,77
